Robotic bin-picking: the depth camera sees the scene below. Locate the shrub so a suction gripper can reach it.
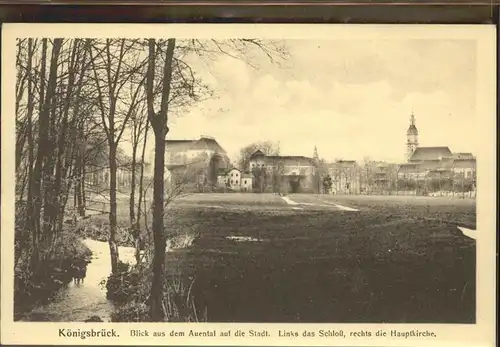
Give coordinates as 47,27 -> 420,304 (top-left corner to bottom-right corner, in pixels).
74,218 -> 144,248
108,265 -> 203,322
14,230 -> 92,318
111,301 -> 150,322
105,261 -> 143,303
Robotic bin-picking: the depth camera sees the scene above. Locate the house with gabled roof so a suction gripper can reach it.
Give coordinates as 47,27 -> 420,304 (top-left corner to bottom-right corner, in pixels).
216,167 -> 254,192
164,135 -> 229,167
152,135 -> 230,190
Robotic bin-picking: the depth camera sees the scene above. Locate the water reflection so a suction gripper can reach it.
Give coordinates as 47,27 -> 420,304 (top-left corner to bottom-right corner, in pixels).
21,239 -> 136,322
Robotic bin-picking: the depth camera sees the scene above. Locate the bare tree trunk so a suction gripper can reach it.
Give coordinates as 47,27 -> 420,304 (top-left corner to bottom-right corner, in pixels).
31,39 -> 61,258
15,40 -> 32,172
27,39 -> 47,259
81,163 -> 87,211
75,145 -> 86,217
20,38 -> 35,251
129,142 -> 139,263
88,38 -> 141,274
108,143 -> 119,274
129,143 -> 137,229
53,40 -> 80,234
135,118 -> 150,264
150,131 -> 166,319
18,166 -> 28,201
147,38 -> 176,322
41,39 -> 63,248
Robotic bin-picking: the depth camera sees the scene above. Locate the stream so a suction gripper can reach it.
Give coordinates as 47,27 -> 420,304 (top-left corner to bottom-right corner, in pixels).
20,239 -> 136,322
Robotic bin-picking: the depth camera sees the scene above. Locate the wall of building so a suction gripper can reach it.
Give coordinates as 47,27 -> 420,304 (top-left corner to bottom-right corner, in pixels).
227,169 -> 242,189
241,177 -> 253,191
328,167 -> 361,195
249,159 -> 315,176
84,167 -> 136,190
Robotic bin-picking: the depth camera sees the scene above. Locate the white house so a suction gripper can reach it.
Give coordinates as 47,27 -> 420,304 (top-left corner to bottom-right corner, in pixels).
226,168 -> 241,189
240,173 -> 253,192
216,168 -> 253,192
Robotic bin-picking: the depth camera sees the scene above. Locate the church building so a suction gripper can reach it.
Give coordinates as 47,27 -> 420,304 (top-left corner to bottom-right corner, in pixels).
398,113 -> 476,192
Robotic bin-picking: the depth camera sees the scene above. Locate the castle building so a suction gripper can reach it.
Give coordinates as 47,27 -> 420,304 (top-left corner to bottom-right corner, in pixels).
155,135 -> 230,191
248,150 -> 318,193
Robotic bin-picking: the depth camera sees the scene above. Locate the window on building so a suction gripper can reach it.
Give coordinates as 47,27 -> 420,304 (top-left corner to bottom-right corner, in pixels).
244,180 -> 247,184
231,179 -> 233,184
236,180 -> 239,184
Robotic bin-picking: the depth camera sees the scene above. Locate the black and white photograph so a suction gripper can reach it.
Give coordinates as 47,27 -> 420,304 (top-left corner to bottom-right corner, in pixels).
1,24 -> 496,345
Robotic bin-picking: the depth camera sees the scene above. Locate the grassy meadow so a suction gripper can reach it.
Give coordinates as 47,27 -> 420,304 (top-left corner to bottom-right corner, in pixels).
85,193 -> 476,323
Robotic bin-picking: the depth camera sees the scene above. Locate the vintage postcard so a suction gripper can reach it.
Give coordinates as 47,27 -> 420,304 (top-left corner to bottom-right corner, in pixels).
1,24 -> 496,346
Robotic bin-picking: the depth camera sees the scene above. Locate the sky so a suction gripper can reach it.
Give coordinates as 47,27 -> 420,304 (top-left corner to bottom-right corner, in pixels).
154,38 -> 479,164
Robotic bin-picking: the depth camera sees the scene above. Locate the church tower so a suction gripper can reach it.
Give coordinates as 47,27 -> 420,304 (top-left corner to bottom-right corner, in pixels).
313,145 -> 320,167
406,112 -> 419,162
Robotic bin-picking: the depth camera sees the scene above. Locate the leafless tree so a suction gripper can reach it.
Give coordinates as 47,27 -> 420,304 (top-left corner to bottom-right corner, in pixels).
87,38 -> 147,274
145,39 -> 288,321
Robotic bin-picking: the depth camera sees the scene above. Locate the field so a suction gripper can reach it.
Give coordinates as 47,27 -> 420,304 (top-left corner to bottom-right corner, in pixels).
164,193 -> 476,323
89,193 -> 476,323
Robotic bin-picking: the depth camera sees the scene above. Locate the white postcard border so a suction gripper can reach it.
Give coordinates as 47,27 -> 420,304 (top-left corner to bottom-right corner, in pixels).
1,23 -> 496,346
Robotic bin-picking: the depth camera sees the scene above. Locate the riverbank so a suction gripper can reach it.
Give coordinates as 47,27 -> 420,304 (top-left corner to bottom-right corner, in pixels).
18,239 -> 136,322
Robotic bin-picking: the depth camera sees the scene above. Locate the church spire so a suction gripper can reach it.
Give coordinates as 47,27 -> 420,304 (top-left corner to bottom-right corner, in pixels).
313,145 -> 319,161
406,111 -> 418,136
406,111 -> 419,162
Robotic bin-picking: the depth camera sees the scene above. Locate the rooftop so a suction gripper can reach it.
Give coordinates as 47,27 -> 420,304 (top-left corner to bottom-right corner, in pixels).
409,146 -> 452,162
165,136 -> 227,154
250,151 -> 316,166
406,124 -> 418,136
249,150 -> 266,159
406,113 -> 418,136
328,160 -> 359,169
398,157 -> 476,172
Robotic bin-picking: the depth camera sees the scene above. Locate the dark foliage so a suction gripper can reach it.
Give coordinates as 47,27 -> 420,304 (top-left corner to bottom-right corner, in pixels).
105,260 -> 141,303
14,224 -> 92,319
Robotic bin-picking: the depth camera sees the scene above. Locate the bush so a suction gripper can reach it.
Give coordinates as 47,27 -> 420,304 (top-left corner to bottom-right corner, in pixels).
107,265 -> 203,322
74,217 -> 147,248
111,301 -> 150,322
105,261 -> 143,303
14,230 -> 92,318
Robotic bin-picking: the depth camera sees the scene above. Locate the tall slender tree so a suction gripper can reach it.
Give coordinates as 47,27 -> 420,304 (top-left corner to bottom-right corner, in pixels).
146,38 -> 176,321
88,39 -> 146,274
